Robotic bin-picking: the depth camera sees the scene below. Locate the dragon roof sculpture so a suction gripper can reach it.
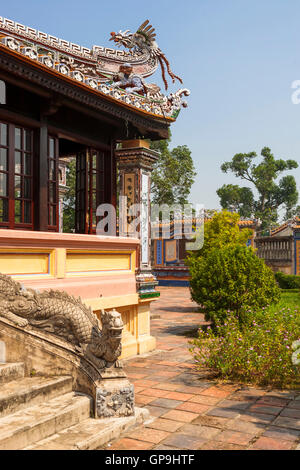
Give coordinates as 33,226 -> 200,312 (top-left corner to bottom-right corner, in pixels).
0,17 -> 190,120
110,20 -> 183,91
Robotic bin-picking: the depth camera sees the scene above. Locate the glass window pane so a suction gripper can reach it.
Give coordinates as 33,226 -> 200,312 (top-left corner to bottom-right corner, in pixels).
24,201 -> 31,223
49,138 -> 55,158
14,175 -> 21,198
0,198 -> 8,222
92,173 -> 97,189
92,153 -> 97,169
49,205 -> 56,226
51,206 -> 56,225
49,183 -> 56,202
98,155 -> 104,171
15,128 -> 21,149
0,124 -> 7,146
0,174 -> 7,196
49,159 -> 55,180
98,172 -> 104,187
15,200 -> 21,223
0,148 -> 7,171
15,151 -> 21,174
24,153 -> 31,175
24,130 -> 31,152
24,178 -> 31,199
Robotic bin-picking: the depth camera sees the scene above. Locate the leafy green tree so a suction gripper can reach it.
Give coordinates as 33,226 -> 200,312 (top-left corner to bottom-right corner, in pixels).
187,210 -> 253,260
217,147 -> 299,230
63,158 -> 76,233
151,137 -> 196,205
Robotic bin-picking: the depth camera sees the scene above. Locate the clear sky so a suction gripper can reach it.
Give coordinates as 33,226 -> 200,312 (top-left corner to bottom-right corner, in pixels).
2,0 -> 300,212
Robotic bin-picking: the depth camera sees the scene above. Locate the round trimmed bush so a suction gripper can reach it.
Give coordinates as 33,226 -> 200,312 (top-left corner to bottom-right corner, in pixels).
189,245 -> 280,325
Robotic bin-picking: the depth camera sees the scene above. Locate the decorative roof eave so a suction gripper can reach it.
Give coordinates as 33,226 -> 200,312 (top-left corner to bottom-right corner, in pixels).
0,19 -> 190,122
0,16 -> 157,75
0,44 -> 173,139
270,217 -> 300,236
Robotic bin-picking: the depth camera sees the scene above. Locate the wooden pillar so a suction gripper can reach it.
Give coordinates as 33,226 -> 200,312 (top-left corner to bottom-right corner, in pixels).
38,116 -> 48,231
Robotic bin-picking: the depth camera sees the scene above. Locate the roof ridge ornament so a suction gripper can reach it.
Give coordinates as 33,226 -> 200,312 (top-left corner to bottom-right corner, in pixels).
110,20 -> 183,91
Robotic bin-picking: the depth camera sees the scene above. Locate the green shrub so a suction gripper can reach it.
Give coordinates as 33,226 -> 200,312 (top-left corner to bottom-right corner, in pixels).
189,245 -> 280,325
190,303 -> 300,387
275,271 -> 300,289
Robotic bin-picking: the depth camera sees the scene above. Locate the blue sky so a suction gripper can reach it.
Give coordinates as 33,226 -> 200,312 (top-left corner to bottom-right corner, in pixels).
2,0 -> 300,212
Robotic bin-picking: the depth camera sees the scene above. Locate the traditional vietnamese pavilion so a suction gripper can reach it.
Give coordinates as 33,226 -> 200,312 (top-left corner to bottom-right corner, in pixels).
0,17 -> 189,359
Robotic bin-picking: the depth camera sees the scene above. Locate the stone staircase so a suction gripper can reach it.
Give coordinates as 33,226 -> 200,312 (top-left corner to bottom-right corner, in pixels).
0,362 -> 148,450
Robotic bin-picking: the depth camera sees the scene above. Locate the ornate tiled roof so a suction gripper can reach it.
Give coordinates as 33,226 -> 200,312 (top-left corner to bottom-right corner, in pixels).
0,17 -> 190,121
270,217 -> 300,236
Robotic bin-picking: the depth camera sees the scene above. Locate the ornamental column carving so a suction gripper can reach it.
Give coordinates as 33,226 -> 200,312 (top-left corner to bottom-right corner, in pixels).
116,140 -> 159,299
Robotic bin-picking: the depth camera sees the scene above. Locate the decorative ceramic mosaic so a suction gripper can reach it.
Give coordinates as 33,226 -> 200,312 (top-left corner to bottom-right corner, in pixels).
0,17 -> 190,120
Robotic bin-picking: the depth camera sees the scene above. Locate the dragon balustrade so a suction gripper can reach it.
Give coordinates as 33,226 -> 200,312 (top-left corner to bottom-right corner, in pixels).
0,273 -> 134,419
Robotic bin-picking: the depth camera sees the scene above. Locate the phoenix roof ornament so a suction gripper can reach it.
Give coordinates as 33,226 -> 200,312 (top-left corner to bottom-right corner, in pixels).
110,20 -> 183,90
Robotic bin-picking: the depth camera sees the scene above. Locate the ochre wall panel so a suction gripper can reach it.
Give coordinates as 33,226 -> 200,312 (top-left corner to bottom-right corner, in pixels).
66,251 -> 131,274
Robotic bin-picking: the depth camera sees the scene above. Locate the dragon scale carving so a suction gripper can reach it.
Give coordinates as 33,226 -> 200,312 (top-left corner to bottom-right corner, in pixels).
0,273 -> 124,370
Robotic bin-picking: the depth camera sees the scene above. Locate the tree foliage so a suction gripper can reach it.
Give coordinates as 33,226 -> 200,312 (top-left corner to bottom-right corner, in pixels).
151,137 -> 196,206
187,210 -> 279,324
189,245 -> 280,326
187,210 -> 253,259
217,147 -> 299,229
63,158 -> 76,233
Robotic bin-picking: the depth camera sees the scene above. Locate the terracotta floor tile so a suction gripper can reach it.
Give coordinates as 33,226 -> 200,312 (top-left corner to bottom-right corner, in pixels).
108,438 -> 154,450
201,441 -> 246,450
262,425 -> 300,441
215,430 -> 254,446
153,382 -> 180,391
145,406 -> 169,417
206,408 -> 240,419
188,395 -> 221,406
135,394 -> 156,405
200,386 -> 232,398
279,408 -> 300,419
150,398 -> 183,409
192,415 -> 230,428
176,402 -> 210,414
161,433 -> 206,450
127,372 -> 148,379
179,423 -> 221,440
162,409 -> 200,423
146,418 -> 184,433
153,370 -> 181,378
176,385 -> 211,394
224,418 -> 267,435
164,391 -> 195,401
128,427 -> 170,444
141,388 -> 170,398
134,386 -> 146,394
132,380 -> 159,388
272,416 -> 300,430
248,404 -> 284,416
251,437 -> 294,450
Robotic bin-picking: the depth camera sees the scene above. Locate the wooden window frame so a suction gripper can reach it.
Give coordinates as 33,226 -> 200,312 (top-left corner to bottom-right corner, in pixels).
0,120 -> 34,230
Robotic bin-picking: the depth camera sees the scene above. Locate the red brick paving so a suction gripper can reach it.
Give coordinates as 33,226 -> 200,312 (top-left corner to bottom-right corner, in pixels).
102,287 -> 300,451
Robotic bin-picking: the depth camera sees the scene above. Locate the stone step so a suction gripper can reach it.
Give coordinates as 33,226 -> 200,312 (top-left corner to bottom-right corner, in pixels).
0,392 -> 91,450
0,363 -> 25,385
0,375 -> 73,418
24,407 -> 150,450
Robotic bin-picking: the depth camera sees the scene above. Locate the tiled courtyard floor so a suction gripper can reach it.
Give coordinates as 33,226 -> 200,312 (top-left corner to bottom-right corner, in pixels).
103,287 -> 300,451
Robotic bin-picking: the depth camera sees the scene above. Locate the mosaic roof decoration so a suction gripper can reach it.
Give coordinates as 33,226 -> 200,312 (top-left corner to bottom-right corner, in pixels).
0,17 -> 190,121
